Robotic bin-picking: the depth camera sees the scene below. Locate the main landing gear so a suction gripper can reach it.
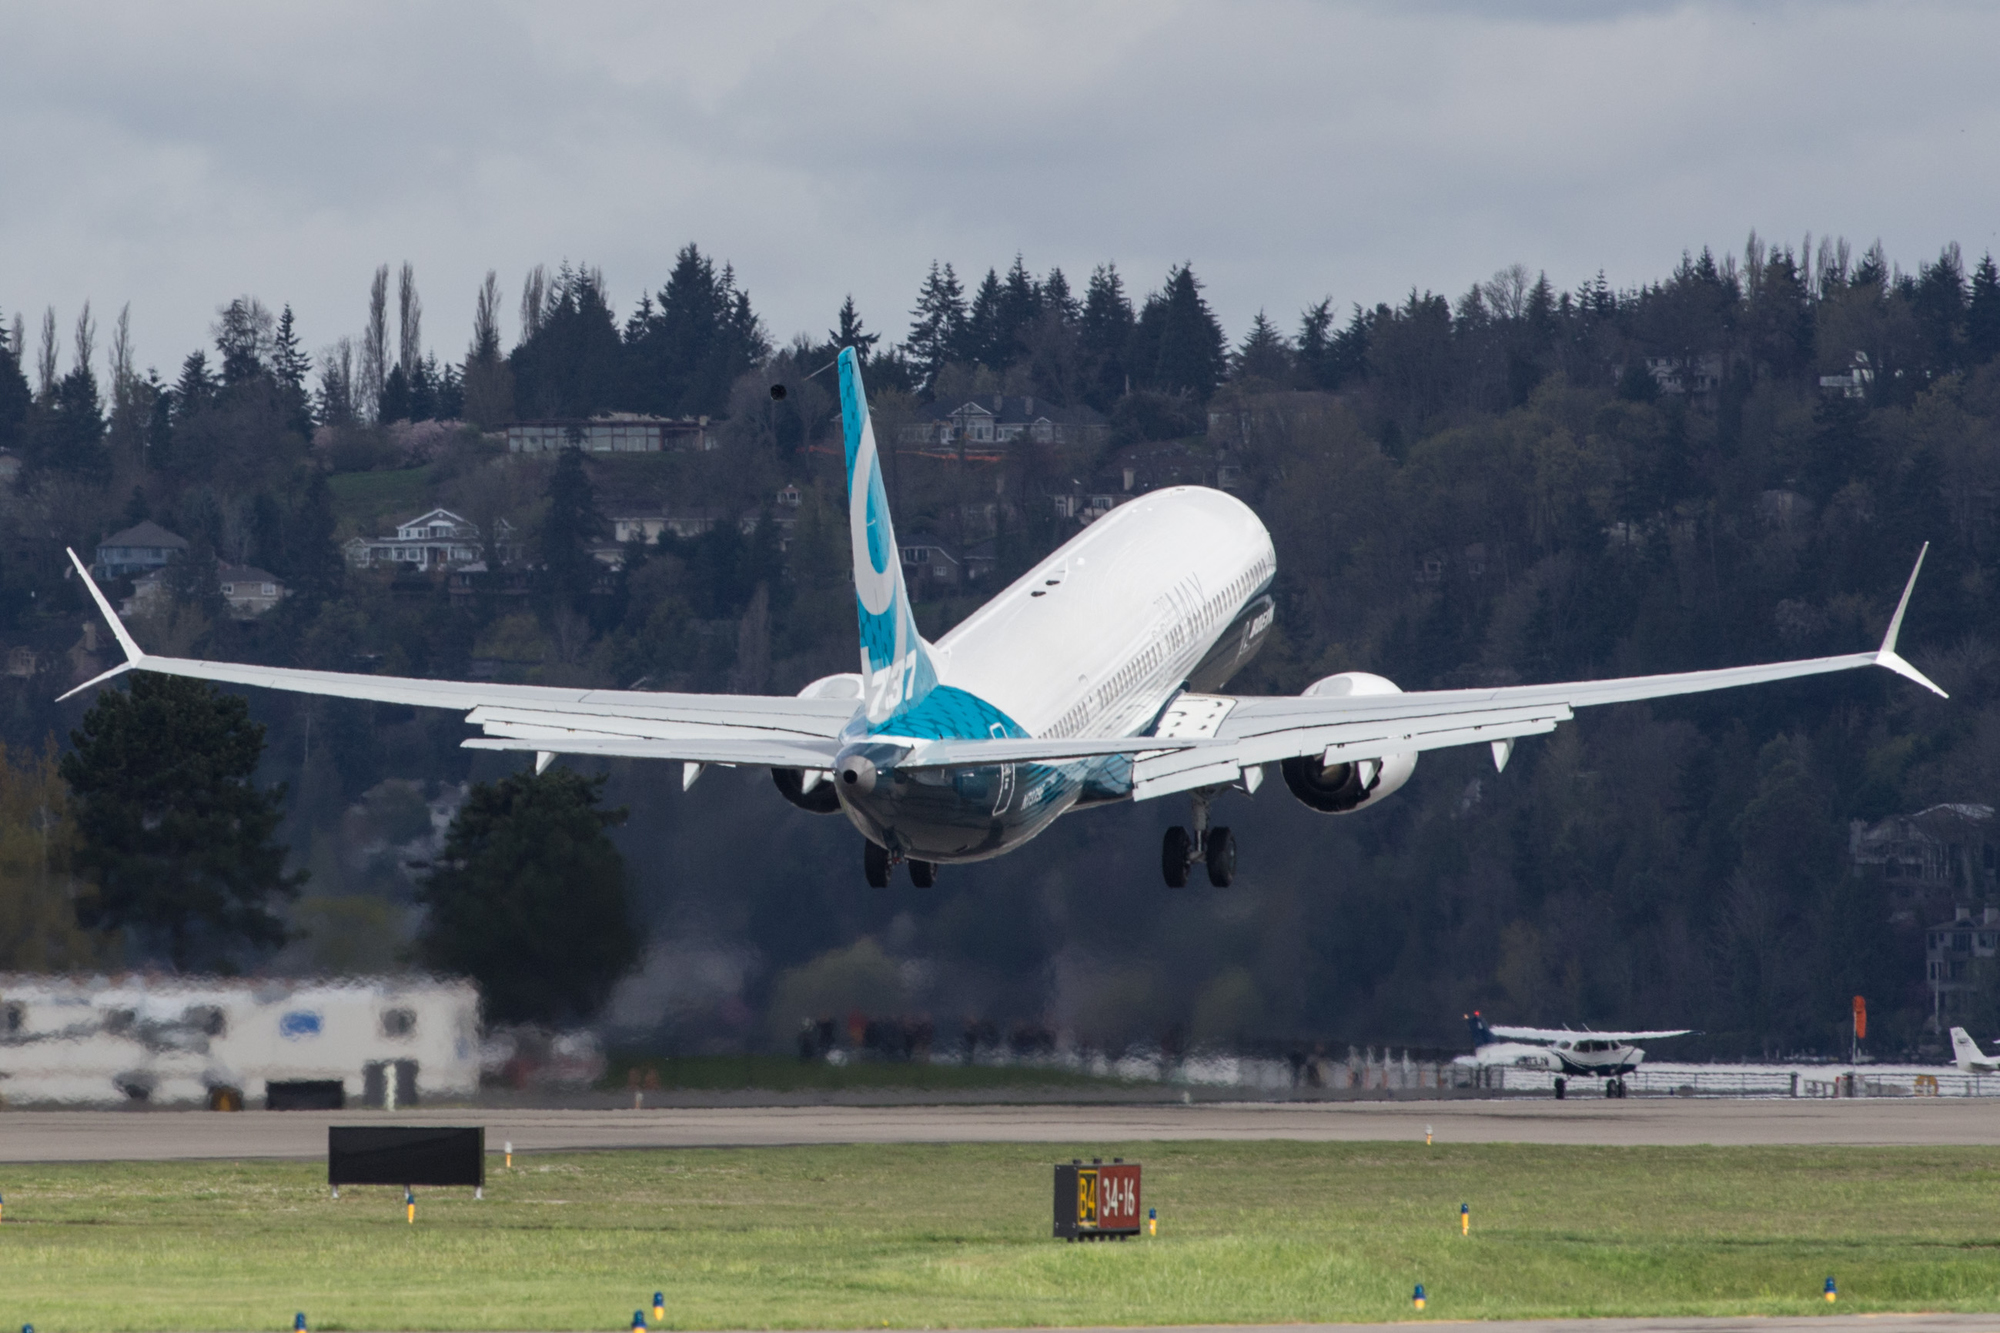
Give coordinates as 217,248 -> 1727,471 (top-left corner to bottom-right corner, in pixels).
1162,790 -> 1236,888
863,841 -> 936,888
1604,1076 -> 1628,1099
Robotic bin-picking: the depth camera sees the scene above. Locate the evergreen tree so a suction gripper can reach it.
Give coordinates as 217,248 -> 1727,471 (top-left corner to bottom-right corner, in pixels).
964,268 -> 1007,367
1079,264 -> 1135,409
509,263 -> 624,419
539,446 -> 605,615
377,363 -> 411,423
172,351 -> 219,424
61,674 -> 304,968
271,305 -> 313,436
1138,264 -> 1228,401
997,254 -> 1041,354
1912,244 -> 1969,377
1295,298 -> 1336,390
417,767 -> 635,1024
1041,267 -> 1080,325
0,308 -> 29,455
624,245 -> 769,418
828,294 -> 879,359
1968,254 -> 2000,366
1232,309 -> 1293,384
906,261 -> 967,388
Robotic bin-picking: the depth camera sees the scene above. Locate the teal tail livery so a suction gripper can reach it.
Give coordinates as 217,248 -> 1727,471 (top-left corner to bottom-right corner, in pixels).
57,337 -> 1947,889
837,347 -> 938,725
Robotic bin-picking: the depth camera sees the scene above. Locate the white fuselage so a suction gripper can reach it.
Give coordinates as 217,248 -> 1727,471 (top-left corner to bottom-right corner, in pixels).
834,487 -> 1277,863
928,487 -> 1276,739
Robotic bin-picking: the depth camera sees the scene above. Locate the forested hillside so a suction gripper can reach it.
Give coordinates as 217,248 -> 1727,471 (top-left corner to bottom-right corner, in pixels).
0,232 -> 1996,1058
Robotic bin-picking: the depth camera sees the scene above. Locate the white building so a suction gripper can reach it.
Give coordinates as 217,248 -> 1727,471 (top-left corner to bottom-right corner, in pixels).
344,508 -> 517,572
0,974 -> 480,1107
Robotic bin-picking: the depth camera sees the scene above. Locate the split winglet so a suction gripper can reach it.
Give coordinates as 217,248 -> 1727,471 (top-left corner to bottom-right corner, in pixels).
56,548 -> 145,701
1876,543 -> 1947,699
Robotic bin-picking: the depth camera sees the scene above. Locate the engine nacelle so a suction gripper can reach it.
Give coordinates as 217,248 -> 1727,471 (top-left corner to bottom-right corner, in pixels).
1279,671 -> 1417,814
771,672 -> 863,815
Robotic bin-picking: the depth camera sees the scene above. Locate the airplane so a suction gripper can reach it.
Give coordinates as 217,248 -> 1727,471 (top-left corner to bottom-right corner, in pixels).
60,347 -> 1946,889
1949,1026 -> 1999,1073
1455,1012 -> 1693,1098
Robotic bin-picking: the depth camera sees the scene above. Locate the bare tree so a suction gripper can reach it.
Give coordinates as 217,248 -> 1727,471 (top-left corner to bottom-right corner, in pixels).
360,264 -> 389,421
471,270 -> 502,359
109,304 -> 136,411
316,337 -> 357,427
71,302 -> 95,382
36,308 -> 57,396
1481,265 -> 1530,322
7,313 -> 22,361
397,262 -> 422,379
519,265 -> 548,342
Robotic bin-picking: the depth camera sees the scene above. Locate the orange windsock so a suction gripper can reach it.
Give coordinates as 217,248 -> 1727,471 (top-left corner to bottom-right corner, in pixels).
1853,995 -> 1867,1041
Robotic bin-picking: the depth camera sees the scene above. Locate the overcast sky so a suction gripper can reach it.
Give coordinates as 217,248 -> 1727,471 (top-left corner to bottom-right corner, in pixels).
4,0 -> 1998,381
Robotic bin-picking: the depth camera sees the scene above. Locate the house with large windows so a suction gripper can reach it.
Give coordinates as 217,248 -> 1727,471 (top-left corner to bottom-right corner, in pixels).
343,509 -> 517,572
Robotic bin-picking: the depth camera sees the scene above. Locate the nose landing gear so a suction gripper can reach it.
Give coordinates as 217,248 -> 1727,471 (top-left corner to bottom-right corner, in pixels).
1161,791 -> 1236,888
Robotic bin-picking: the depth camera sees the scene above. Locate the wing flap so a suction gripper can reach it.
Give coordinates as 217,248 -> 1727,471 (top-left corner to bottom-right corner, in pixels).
463,735 -> 842,767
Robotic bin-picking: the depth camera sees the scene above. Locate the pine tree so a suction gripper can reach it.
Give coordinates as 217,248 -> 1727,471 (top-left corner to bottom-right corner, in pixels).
996,254 -> 1041,357
622,245 -> 768,417
539,445 -> 605,615
0,307 -> 29,454
906,261 -> 967,388
1141,264 -> 1228,401
213,296 -> 273,386
1296,298 -> 1336,390
1079,264 -> 1135,409
62,674 -> 305,969
271,305 -> 313,436
1042,267 -> 1080,325
828,294 -> 880,359
1968,254 -> 2000,366
964,268 -> 1006,368
1232,309 -> 1292,384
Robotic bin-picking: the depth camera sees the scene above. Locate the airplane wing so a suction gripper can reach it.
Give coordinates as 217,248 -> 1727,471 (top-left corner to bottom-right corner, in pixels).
60,550 -> 854,769
1485,1025 -> 1694,1043
1126,545 -> 1945,801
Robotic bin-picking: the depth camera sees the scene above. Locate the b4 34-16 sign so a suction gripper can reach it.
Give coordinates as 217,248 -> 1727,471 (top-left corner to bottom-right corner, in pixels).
1053,1159 -> 1141,1241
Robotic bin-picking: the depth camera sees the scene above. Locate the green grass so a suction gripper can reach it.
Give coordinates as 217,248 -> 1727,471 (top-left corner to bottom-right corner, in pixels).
5,1142 -> 2000,1330
328,466 -> 433,535
602,1053 -> 1141,1093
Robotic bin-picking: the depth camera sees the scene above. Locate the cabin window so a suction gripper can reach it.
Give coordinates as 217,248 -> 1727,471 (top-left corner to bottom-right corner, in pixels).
2,1002 -> 20,1034
381,1007 -> 417,1038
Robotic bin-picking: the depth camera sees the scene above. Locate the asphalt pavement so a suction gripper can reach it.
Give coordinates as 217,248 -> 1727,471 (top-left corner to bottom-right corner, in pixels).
4,1096 -> 2000,1161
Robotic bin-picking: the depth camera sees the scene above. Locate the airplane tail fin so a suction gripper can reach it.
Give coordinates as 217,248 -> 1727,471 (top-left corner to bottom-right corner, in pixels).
1466,1011 -> 1495,1049
838,347 -> 937,724
1951,1026 -> 1984,1066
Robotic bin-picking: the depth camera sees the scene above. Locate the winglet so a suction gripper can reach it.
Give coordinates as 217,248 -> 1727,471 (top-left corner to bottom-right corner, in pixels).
66,548 -> 144,666
1875,543 -> 1947,698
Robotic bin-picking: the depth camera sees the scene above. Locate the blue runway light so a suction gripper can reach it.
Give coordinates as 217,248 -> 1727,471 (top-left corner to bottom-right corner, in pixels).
653,1291 -> 666,1320
295,1314 -> 308,1331
632,1310 -> 647,1331
1825,1275 -> 1837,1303
1413,1283 -> 1426,1310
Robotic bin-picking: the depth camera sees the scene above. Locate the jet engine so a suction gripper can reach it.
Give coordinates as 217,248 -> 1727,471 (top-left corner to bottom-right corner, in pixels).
1279,671 -> 1417,814
771,671 -> 862,814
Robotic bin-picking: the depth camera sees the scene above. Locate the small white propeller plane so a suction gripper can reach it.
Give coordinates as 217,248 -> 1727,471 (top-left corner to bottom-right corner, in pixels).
1949,1026 -> 1999,1073
1456,1011 -> 1693,1098
60,348 -> 1946,887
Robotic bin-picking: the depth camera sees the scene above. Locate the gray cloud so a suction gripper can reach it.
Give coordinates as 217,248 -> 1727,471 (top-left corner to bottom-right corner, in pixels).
3,0 -> 1996,379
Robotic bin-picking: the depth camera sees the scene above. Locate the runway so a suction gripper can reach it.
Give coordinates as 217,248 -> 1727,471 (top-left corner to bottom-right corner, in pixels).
4,1096 -> 2000,1161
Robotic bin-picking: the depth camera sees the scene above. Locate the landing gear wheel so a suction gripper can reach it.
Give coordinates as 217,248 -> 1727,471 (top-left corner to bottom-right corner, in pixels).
1162,827 -> 1191,887
863,840 -> 891,888
908,859 -> 937,888
1554,1076 -> 1567,1100
1605,1077 -> 1618,1099
1204,826 -> 1236,888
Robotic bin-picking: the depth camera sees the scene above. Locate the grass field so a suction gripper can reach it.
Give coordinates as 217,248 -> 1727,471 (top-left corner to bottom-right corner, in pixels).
328,466 -> 433,536
5,1141 -> 2000,1330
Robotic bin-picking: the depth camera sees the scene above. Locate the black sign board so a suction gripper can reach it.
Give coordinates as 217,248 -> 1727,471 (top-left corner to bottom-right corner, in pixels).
328,1126 -> 484,1187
